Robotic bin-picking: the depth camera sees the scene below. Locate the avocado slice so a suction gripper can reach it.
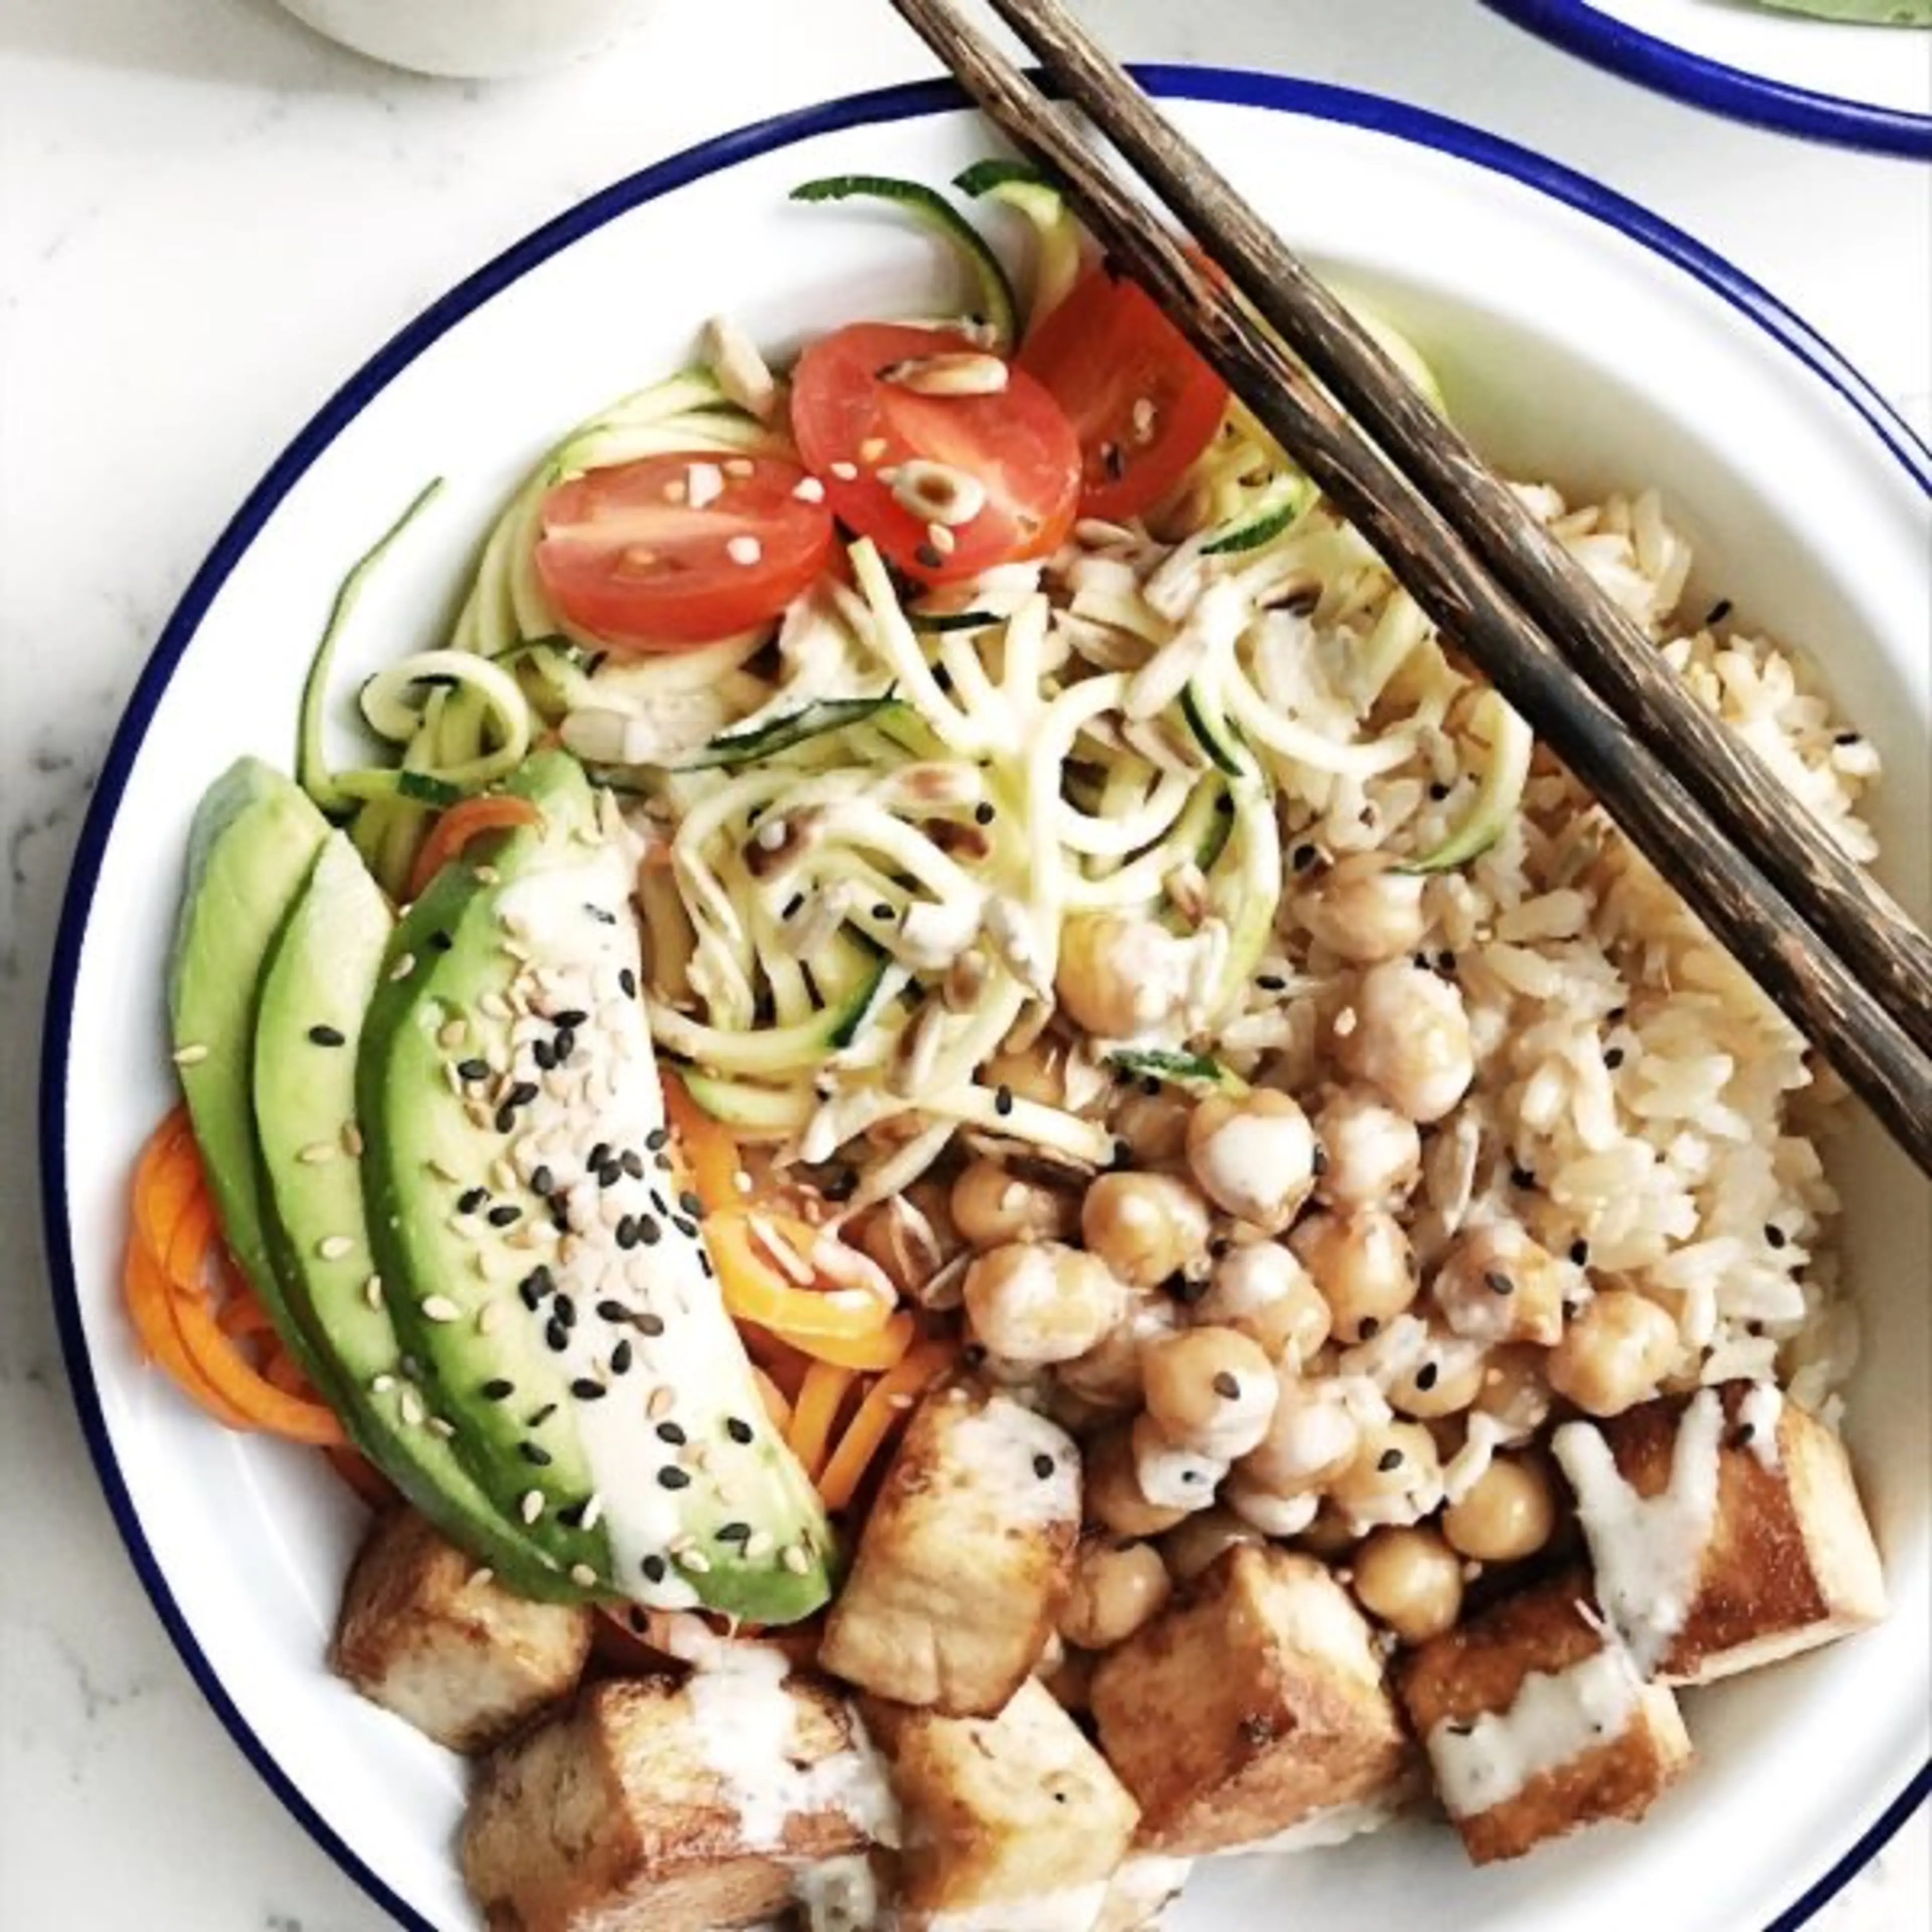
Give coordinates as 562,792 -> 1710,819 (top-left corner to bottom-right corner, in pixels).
253,833 -> 574,1600
169,758 -> 340,1398
358,750 -> 834,1621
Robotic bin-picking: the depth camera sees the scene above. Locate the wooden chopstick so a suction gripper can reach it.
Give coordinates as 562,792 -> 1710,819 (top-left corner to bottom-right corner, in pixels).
972,0 -> 1932,1061
884,0 -> 1932,1173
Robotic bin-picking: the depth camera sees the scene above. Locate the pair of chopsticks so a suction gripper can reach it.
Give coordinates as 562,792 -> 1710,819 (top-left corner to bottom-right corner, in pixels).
887,0 -> 1932,1174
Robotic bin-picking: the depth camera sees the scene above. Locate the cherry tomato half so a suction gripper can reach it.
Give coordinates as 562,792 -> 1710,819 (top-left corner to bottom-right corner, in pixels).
535,452 -> 836,652
1019,269 -> 1229,523
789,322 -> 1082,585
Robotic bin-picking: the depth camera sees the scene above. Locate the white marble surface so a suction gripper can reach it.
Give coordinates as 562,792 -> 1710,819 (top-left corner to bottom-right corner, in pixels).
1,1 -> 1925,1927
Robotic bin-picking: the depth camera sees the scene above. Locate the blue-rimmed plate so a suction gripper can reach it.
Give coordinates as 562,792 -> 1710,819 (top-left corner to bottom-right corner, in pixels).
1485,0 -> 1932,155
41,66 -> 1932,1932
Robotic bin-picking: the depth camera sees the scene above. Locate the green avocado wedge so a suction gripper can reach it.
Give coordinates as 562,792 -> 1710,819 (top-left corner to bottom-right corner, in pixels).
168,758 -> 340,1399
358,751 -> 834,1622
1751,2 -> 1930,22
253,833 -> 574,1601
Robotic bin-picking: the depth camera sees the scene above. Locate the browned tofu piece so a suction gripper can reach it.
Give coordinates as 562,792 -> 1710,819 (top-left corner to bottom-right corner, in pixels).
1089,1546 -> 1410,1856
462,1668 -> 891,1932
820,1383 -> 1080,1716
1556,1382 -> 1886,1686
330,1507 -> 592,1755
1396,1570 -> 1693,1866
865,1677 -> 1139,1929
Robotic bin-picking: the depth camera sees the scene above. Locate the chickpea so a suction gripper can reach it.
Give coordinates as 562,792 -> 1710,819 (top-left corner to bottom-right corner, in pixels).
1330,1421 -> 1444,1530
1291,1209 -> 1418,1343
963,1241 -> 1125,1365
1130,1410 -> 1228,1513
982,1040 -> 1067,1110
1236,1370 -> 1362,1494
1312,1087 -> 1422,1211
1547,1290 -> 1679,1417
1159,1507 -> 1264,1583
1191,1239 -> 1331,1365
1060,1538 -> 1174,1649
1475,1343 -> 1554,1439
951,1159 -> 1080,1250
1385,1329 -> 1488,1420
1186,1089 -> 1318,1233
1223,1473 -> 1321,1539
1300,853 -> 1430,963
1058,1295 -> 1176,1410
1058,913 -> 1196,1039
1041,1644 -> 1095,1715
1110,1081 -> 1192,1166
1082,1172 -> 1212,1289
1141,1327 -> 1279,1461
1337,958 -> 1475,1123
1351,1526 -> 1464,1645
851,1180 -> 961,1302
1442,1456 -> 1556,1563
1085,1424 -> 1189,1537
1430,1223 -> 1565,1347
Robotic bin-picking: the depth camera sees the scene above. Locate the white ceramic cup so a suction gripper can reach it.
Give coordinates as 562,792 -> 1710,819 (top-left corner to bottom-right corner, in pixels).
274,0 -> 660,78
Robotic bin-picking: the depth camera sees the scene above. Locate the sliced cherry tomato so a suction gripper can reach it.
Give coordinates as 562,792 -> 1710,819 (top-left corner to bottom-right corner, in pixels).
1019,268 -> 1229,523
535,452 -> 835,652
789,323 -> 1081,585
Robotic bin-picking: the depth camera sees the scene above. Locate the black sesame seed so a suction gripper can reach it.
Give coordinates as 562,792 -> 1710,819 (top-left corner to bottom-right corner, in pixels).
1608,1005 -> 1627,1023
1437,950 -> 1457,973
636,1312 -> 666,1337
1213,1371 -> 1241,1400
1604,1047 -> 1626,1070
1415,1361 -> 1440,1392
646,1128 -> 670,1152
1569,1240 -> 1590,1266
544,1319 -> 569,1352
572,1378 -> 607,1401
1310,1143 -> 1329,1177
1291,843 -> 1317,871
974,801 -> 996,826
554,1294 -> 577,1328
457,1186 -> 488,1213
307,1024 -> 346,1048
507,1080 -> 539,1107
672,1216 -> 699,1240
717,1522 -> 752,1545
610,1340 -> 634,1376
1485,1270 -> 1516,1296
622,1149 -> 647,1180
557,1501 -> 588,1529
457,1059 -> 491,1082
995,1084 -> 1014,1117
487,1204 -> 521,1228
494,1104 -> 517,1134
619,968 -> 638,998
1139,1075 -> 1162,1098
554,1027 -> 577,1062
1707,598 -> 1734,624
659,1467 -> 691,1491
553,1009 -> 589,1029
481,1378 -> 515,1401
527,1403 -> 558,1427
1511,1165 -> 1536,1190
1032,1453 -> 1056,1480
1834,730 -> 1861,748
656,1421 -> 687,1446
961,1343 -> 988,1371
595,1300 -> 629,1324
590,1141 -> 612,1170
824,1166 -> 859,1203
429,930 -> 454,952
641,1554 -> 668,1583
654,1153 -> 674,1173
586,905 -> 618,926
1764,1224 -> 1788,1249
532,1038 -> 556,1071
678,1189 -> 704,1219
1733,1423 -> 1757,1449
616,1216 -> 640,1251
1358,1316 -> 1381,1339
1257,973 -> 1287,992
519,1441 -> 553,1466
1414,951 -> 1432,971
1377,1448 -> 1403,1472
519,1277 -> 548,1312
726,1417 -> 755,1445
1429,781 -> 1452,801
531,1165 -> 554,1196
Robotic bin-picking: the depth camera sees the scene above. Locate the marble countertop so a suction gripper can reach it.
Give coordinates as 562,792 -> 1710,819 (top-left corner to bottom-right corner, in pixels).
1,1 -> 1925,1927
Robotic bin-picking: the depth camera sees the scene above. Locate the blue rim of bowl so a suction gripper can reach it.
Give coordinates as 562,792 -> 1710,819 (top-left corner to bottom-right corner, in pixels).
1482,0 -> 1932,158
38,63 -> 1931,1932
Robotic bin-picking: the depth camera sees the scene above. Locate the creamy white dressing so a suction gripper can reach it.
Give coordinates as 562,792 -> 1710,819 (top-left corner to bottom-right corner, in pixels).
944,1392 -> 1082,1526
1553,1388 -> 1725,1676
1224,1478 -> 1319,1539
1219,1796 -> 1398,1857
1441,1411 -> 1509,1506
1181,1364 -> 1278,1462
927,1880 -> 1111,1932
794,1855 -> 879,1932
1134,1428 -> 1229,1510
1739,1382 -> 1784,1471
1427,1645 -> 1642,1820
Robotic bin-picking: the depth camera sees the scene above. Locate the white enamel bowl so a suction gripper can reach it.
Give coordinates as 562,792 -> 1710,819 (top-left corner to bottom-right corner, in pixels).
1482,0 -> 1932,155
41,69 -> 1932,1932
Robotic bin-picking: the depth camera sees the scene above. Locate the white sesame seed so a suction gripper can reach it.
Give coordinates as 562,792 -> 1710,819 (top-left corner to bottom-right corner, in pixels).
477,1302 -> 505,1336
399,1388 -> 426,1427
723,457 -> 756,479
438,1019 -> 467,1049
369,1374 -> 396,1395
387,953 -> 416,983
829,460 -> 859,481
317,1235 -> 355,1261
297,1142 -> 336,1165
744,1531 -> 774,1559
340,1121 -> 365,1157
1131,395 -> 1158,444
926,521 -> 956,556
362,1274 -> 385,1309
171,1042 -> 210,1067
520,1490 -> 545,1525
661,477 -> 688,504
421,1295 -> 462,1323
429,1159 -> 462,1184
781,1545 -> 812,1576
479,991 -> 513,1020
490,1158 -> 517,1193
725,534 -> 763,568
858,436 -> 889,464
472,864 -> 500,886
791,475 -> 826,504
570,1563 -> 599,1588
426,1416 -> 456,1439
581,1493 -> 605,1532
469,1568 -> 495,1590
648,1387 -> 675,1421
668,1533 -> 696,1557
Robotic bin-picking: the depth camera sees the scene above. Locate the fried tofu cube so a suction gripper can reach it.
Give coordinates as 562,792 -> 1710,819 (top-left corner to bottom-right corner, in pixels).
330,1507 -> 592,1755
462,1667 -> 891,1932
1556,1382 -> 1886,1686
820,1384 -> 1080,1716
865,1677 -> 1139,1930
1089,1546 -> 1411,1856
1396,1570 -> 1692,1865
